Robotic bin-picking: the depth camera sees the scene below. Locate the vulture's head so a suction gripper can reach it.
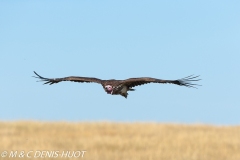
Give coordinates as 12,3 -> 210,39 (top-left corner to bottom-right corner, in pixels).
105,85 -> 113,94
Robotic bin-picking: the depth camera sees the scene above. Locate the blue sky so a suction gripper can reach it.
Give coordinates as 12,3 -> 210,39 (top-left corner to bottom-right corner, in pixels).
1,1 -> 239,125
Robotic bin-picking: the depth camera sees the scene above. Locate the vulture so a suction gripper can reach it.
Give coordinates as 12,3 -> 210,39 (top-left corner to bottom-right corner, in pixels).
33,71 -> 200,98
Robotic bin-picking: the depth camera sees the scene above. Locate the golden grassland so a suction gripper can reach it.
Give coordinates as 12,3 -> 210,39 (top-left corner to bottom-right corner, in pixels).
0,121 -> 240,160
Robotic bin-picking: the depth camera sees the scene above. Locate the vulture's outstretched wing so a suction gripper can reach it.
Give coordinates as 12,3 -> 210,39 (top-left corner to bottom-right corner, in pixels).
121,75 -> 201,88
33,71 -> 103,85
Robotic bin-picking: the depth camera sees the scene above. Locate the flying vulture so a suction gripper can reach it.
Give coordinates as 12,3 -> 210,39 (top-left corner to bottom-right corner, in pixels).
33,71 -> 200,98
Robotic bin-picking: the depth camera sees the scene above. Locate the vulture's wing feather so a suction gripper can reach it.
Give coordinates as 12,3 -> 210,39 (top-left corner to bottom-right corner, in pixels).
33,71 -> 103,85
122,75 -> 201,88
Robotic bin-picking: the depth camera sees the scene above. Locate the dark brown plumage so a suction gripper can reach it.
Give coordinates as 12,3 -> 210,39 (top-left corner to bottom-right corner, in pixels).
33,71 -> 201,98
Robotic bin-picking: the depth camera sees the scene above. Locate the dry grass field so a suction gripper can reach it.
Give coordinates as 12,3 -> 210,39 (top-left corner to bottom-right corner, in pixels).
0,121 -> 240,160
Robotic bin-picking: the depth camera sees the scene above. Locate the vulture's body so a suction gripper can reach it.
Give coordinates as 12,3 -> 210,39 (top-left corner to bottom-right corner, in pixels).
33,71 -> 200,98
